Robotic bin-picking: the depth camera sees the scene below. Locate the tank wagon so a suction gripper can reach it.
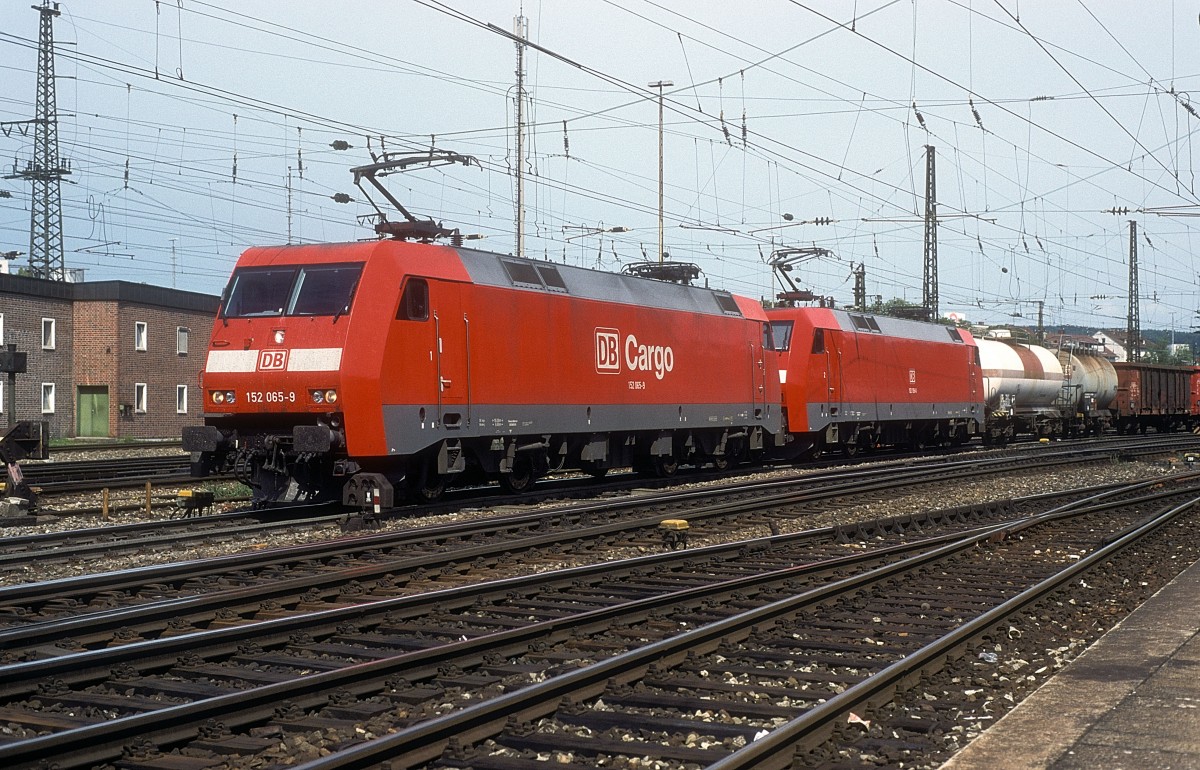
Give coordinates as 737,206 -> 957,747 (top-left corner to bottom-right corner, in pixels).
1058,350 -> 1118,436
183,240 -> 780,506
977,339 -> 1125,442
766,307 -> 984,456
976,339 -> 1062,443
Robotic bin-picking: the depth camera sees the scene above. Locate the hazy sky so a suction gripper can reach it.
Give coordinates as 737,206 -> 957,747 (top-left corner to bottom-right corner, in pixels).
2,1 -> 1199,331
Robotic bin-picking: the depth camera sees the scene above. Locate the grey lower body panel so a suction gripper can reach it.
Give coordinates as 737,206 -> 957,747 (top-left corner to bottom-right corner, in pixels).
381,402 -> 779,457
806,401 -> 984,433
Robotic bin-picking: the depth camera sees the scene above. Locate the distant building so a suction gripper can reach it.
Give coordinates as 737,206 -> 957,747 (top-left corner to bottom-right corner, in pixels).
1092,330 -> 1135,362
1167,343 -> 1193,361
0,273 -> 218,439
1045,333 -> 1110,357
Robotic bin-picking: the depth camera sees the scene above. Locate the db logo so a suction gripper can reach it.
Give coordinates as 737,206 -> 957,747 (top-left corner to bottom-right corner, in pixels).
595,328 -> 621,373
258,349 -> 288,371
908,369 -> 917,384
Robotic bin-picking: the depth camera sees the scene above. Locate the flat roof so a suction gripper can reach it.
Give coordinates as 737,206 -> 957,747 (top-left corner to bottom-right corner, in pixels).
0,273 -> 219,313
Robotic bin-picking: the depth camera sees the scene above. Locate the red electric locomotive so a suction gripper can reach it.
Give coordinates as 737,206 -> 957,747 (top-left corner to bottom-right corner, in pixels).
184,240 -> 781,506
765,307 -> 984,456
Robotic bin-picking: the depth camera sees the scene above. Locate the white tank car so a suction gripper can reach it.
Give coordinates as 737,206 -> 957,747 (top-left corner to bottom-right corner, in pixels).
1059,350 -> 1117,435
978,339 -> 1063,410
1062,351 -> 1117,412
977,339 -> 1065,442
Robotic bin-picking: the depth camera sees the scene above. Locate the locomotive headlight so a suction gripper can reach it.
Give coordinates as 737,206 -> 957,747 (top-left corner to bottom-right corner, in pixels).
224,390 -> 236,404
273,330 -> 285,344
311,389 -> 325,404
324,389 -> 338,404
211,391 -> 225,404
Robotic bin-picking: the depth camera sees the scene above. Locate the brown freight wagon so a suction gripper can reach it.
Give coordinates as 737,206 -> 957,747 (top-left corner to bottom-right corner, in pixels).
1113,362 -> 1193,433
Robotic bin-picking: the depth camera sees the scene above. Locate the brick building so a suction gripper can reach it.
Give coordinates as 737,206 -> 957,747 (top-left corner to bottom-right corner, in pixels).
0,273 -> 218,439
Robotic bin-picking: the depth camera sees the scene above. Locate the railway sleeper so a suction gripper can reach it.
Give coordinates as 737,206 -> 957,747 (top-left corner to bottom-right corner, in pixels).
495,723 -> 729,765
557,704 -> 766,741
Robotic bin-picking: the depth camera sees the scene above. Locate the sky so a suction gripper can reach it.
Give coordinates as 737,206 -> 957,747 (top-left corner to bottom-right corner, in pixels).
1,1 -> 1199,332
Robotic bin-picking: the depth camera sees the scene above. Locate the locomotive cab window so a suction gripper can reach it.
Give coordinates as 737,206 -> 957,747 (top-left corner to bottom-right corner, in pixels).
222,268 -> 295,317
397,278 -> 430,321
811,327 -> 826,354
287,264 -> 363,316
769,320 -> 794,351
223,264 -> 364,318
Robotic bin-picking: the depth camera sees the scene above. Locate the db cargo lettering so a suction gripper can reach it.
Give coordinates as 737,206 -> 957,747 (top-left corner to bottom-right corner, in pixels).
624,334 -> 674,380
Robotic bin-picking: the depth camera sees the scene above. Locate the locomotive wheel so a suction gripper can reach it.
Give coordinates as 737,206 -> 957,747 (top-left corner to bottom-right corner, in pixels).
653,455 -> 679,477
412,476 -> 445,503
410,460 -> 445,503
841,440 -> 859,458
500,456 -> 536,494
709,454 -> 730,471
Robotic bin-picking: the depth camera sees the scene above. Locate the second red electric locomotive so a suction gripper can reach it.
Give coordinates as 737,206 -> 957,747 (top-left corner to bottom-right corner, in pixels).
766,307 -> 984,457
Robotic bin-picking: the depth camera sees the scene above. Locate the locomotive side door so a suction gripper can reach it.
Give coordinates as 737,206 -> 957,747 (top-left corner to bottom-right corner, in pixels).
811,326 -> 842,427
429,282 -> 471,429
749,330 -> 766,420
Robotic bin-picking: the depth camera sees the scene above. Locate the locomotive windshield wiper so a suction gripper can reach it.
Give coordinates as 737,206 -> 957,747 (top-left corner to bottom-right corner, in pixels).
333,273 -> 360,321
333,276 -> 360,324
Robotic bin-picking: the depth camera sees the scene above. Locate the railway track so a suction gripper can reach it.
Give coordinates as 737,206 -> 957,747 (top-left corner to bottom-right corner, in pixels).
3,432 -> 1190,568
46,440 -> 183,455
0,444 -> 1151,646
8,454 -> 194,492
0,467 -> 1197,768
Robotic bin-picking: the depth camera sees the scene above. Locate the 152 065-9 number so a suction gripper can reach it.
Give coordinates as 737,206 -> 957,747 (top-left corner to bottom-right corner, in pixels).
247,391 -> 296,404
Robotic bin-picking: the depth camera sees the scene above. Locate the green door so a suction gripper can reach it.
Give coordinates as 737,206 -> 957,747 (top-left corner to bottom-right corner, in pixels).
77,386 -> 109,437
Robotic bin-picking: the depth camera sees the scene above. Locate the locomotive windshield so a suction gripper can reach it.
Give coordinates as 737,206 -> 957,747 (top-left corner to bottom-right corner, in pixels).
222,263 -> 364,318
768,320 -> 794,351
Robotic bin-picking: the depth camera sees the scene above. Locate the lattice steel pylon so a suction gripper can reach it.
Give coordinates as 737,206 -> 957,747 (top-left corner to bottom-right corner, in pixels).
922,145 -> 938,322
9,1 -> 71,280
1127,220 -> 1140,362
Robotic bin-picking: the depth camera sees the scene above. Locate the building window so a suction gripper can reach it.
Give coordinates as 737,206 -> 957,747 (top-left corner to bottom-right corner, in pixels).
0,381 -> 4,413
41,318 -> 55,350
0,313 -> 4,345
135,321 -> 148,351
135,383 -> 147,414
41,383 -> 55,413
176,326 -> 189,355
176,385 -> 188,414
